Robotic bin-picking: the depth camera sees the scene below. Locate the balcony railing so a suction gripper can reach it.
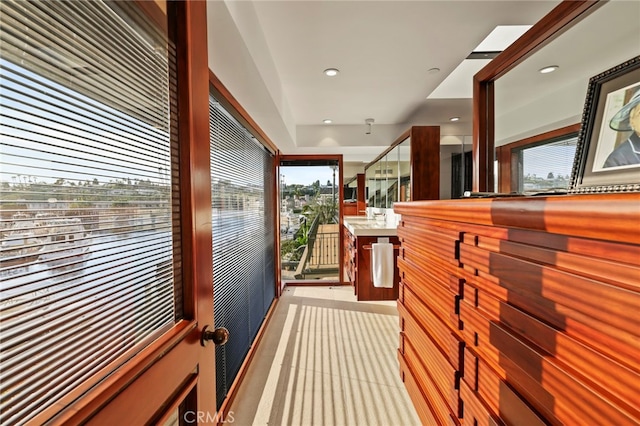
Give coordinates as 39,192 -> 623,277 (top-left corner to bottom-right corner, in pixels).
293,223 -> 339,279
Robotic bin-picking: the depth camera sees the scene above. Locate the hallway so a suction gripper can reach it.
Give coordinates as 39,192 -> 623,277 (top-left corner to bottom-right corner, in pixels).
227,286 -> 421,425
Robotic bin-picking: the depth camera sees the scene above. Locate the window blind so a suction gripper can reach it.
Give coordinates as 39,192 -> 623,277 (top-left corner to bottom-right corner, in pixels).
0,2 -> 180,424
517,136 -> 578,194
209,95 -> 276,409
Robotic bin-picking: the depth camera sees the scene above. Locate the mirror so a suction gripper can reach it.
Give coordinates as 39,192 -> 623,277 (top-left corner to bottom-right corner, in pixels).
398,138 -> 411,201
378,155 -> 387,208
473,1 -> 640,191
365,163 -> 376,208
495,1 -> 640,147
386,145 -> 400,206
345,177 -> 357,202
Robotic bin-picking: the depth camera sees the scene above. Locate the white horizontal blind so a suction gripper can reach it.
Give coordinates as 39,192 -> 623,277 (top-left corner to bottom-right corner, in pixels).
518,136 -> 578,194
0,1 -> 180,424
209,96 -> 276,408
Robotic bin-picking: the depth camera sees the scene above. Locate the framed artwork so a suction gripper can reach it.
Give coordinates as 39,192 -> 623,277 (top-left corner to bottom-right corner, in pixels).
570,56 -> 640,193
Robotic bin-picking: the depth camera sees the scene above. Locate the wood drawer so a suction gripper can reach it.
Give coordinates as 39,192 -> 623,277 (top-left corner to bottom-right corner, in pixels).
398,350 -> 459,426
464,346 -> 547,426
400,288 -> 458,366
399,303 -> 460,403
398,350 -> 443,426
459,377 -> 501,426
398,257 -> 459,328
461,281 -> 640,418
461,300 -> 640,425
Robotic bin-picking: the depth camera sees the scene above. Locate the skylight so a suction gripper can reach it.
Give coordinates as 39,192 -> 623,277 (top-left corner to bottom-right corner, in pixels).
428,25 -> 532,99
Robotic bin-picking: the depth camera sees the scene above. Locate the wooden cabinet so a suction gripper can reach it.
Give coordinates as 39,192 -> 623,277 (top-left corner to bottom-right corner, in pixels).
343,226 -> 400,301
394,193 -> 640,426
342,202 -> 358,216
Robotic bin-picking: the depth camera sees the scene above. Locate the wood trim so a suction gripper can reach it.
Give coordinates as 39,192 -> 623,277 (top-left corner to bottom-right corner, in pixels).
45,321 -> 196,425
174,0 -> 216,417
209,70 -> 278,154
500,123 -> 581,152
472,0 -> 604,192
476,1 -> 602,82
356,173 -> 366,215
338,155 -> 344,283
152,374 -> 198,425
496,123 -> 581,192
410,126 -> 440,201
472,78 -> 493,192
279,154 -> 343,163
394,193 -> 640,245
275,152 -> 283,297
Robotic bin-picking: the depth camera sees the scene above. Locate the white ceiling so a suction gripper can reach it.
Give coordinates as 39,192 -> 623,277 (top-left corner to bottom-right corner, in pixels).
206,1 -> 564,164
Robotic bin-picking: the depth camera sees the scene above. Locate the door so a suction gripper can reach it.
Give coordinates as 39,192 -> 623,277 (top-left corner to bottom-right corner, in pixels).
64,2 -> 219,424
278,156 -> 344,284
73,2 -> 218,424
0,1 -> 219,424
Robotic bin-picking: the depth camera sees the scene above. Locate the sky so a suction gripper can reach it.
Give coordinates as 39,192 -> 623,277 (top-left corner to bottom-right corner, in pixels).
279,166 -> 336,187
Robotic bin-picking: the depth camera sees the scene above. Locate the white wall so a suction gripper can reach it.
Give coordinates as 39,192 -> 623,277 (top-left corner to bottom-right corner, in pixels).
206,1 -> 297,151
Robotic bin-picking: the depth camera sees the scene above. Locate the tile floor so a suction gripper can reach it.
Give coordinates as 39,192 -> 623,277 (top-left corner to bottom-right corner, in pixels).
227,286 -> 421,426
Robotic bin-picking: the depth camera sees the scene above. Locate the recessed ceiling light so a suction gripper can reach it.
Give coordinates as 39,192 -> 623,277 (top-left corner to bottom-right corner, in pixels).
450,117 -> 460,122
323,68 -> 339,77
323,119 -> 332,124
539,65 -> 559,74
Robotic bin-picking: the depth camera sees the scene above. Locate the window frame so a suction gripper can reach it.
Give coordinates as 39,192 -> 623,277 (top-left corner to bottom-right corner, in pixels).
496,123 -> 581,193
8,1 -> 217,423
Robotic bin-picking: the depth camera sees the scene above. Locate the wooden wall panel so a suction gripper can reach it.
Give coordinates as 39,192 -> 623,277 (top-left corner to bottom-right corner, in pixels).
409,126 -> 440,201
395,194 -> 640,426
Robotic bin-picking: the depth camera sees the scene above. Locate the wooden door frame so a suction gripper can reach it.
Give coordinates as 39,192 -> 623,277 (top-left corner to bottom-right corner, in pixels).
278,154 -> 345,285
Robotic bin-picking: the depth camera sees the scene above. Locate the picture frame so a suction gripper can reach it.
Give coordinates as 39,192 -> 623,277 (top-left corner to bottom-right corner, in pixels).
570,56 -> 640,194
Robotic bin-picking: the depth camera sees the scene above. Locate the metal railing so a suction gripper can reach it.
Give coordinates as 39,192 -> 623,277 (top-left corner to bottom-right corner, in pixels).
293,222 -> 339,279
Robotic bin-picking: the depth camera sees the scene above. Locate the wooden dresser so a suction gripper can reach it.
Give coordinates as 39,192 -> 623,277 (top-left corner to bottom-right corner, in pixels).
394,193 -> 640,425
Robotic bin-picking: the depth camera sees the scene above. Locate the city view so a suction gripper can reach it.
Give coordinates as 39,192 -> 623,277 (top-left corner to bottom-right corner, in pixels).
279,166 -> 340,281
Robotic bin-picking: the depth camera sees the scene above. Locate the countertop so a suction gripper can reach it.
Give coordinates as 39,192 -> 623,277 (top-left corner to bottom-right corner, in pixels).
343,215 -> 398,237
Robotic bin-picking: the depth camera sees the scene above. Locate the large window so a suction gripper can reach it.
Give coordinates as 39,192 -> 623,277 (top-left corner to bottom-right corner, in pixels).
0,2 -> 180,423
209,94 -> 276,409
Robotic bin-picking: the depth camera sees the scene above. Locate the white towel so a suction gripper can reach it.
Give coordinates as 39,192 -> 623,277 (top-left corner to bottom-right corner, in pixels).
372,242 -> 394,288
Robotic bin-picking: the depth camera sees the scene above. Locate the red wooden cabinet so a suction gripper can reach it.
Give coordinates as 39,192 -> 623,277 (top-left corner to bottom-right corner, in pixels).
343,226 -> 400,301
395,194 -> 640,426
